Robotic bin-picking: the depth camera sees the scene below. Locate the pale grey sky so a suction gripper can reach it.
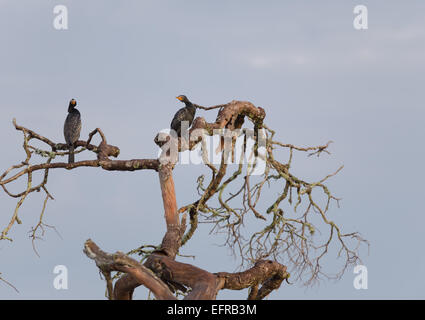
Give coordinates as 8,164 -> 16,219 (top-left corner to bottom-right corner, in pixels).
0,1 -> 424,299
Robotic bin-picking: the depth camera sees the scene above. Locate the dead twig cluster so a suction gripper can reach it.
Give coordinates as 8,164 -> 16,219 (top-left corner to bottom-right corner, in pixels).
0,99 -> 367,297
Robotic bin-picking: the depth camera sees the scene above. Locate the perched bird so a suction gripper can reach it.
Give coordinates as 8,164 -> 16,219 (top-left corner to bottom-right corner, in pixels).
63,99 -> 82,164
170,95 -> 196,137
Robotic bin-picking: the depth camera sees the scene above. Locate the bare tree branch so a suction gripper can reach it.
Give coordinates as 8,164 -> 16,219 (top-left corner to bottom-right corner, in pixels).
84,239 -> 176,300
0,98 -> 367,298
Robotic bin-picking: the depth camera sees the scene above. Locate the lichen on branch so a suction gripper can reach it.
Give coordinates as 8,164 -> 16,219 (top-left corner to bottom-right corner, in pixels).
0,99 -> 367,298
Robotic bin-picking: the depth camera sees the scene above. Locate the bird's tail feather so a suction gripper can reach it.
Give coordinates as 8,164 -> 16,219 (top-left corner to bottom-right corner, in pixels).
68,145 -> 75,164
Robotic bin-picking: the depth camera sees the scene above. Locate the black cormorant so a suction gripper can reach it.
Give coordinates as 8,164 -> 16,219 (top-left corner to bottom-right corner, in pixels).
170,95 -> 196,137
63,99 -> 82,164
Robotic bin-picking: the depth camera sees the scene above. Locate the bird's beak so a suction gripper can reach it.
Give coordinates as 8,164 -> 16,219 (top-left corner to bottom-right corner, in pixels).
176,96 -> 183,101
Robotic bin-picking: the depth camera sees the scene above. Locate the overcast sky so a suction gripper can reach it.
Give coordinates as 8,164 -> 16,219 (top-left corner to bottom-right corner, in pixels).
0,0 -> 424,299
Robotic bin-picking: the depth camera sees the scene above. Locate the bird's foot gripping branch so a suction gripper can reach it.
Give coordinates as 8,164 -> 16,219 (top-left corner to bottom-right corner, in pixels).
0,99 -> 367,298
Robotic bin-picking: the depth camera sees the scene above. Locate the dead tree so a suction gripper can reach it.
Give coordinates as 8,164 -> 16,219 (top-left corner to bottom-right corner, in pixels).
0,100 -> 367,299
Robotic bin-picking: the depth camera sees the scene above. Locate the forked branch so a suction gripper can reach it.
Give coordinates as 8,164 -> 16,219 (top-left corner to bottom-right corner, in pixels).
0,99 -> 367,298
